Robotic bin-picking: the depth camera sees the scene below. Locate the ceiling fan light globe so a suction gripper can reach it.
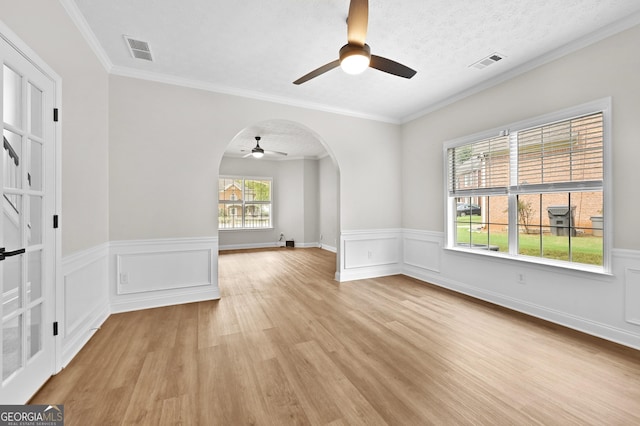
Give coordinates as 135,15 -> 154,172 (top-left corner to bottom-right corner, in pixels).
339,43 -> 371,75
341,55 -> 370,74
252,151 -> 264,159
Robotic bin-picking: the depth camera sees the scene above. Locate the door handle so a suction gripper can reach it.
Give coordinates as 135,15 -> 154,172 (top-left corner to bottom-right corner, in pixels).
0,248 -> 26,261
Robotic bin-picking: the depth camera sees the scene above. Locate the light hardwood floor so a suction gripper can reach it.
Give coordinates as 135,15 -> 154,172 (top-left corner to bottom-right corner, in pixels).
32,248 -> 640,425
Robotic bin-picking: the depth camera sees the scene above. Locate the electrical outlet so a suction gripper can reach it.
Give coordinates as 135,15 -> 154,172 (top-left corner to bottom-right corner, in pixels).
517,273 -> 526,284
120,273 -> 129,285
320,234 -> 323,241
368,251 -> 372,259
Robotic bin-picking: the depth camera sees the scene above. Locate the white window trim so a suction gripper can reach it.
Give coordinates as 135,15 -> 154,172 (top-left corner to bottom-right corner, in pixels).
219,175 -> 274,231
442,98 -> 612,274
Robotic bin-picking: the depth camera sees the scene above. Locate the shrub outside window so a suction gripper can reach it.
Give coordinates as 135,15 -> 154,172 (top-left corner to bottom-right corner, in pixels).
445,100 -> 610,272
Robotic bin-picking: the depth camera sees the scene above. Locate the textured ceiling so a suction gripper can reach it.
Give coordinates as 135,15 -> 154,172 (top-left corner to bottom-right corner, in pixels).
69,0 -> 640,157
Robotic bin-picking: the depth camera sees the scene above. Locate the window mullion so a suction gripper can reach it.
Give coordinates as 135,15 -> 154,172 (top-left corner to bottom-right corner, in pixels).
508,131 -> 518,255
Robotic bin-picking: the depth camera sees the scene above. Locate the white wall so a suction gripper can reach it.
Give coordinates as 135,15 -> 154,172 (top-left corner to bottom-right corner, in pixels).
401,24 -> 640,348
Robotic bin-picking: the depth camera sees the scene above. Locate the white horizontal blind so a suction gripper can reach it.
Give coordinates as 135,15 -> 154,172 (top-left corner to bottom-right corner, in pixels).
447,135 -> 509,196
515,112 -> 603,192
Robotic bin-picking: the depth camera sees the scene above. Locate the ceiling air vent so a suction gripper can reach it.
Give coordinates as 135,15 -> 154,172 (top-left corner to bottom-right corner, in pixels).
470,53 -> 504,70
124,36 -> 153,61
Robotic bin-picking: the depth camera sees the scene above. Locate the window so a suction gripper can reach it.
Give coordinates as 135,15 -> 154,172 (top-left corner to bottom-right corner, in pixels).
219,177 -> 272,229
445,100 -> 609,272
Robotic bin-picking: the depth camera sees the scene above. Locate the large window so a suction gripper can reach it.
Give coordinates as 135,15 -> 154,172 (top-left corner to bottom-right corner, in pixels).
445,100 -> 609,272
219,177 -> 272,229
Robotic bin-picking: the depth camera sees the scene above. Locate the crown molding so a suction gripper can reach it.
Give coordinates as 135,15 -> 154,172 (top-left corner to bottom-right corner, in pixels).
59,1 -> 399,124
401,10 -> 640,124
59,0 -> 113,72
109,65 -> 400,124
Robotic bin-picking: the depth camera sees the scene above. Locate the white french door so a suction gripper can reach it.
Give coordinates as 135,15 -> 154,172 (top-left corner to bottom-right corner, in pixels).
0,31 -> 57,403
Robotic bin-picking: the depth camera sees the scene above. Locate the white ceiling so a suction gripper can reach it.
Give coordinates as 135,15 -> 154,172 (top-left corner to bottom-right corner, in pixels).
68,0 -> 640,157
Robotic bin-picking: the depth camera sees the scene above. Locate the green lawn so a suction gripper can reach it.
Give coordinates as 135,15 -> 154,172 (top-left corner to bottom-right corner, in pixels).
456,215 -> 603,265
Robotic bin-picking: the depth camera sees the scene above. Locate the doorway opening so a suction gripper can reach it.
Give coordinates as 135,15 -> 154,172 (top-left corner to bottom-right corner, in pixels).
216,120 -> 340,285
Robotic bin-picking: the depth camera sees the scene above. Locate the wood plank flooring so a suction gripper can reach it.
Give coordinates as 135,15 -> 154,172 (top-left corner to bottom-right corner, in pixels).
32,248 -> 640,425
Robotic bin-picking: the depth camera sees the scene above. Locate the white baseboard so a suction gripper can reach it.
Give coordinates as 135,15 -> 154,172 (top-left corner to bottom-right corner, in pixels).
220,241 -> 322,251
110,285 -> 220,314
219,242 -> 279,251
321,244 -> 337,253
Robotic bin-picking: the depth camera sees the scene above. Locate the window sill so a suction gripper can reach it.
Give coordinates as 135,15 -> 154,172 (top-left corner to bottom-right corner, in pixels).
444,245 -> 612,277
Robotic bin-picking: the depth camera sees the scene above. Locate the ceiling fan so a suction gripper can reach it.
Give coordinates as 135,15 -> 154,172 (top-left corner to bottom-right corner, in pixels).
242,136 -> 288,159
293,0 -> 417,85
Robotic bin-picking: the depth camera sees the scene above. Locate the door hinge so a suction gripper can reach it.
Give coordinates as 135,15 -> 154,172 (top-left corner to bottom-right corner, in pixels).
53,215 -> 59,229
53,108 -> 59,122
53,321 -> 58,336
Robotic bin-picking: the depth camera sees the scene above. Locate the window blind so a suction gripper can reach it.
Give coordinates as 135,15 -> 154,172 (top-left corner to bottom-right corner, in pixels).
514,112 -> 603,192
447,135 -> 509,196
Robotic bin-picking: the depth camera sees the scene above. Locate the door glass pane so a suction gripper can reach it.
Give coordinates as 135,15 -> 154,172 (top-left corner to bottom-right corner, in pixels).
2,315 -> 23,381
3,65 -> 22,128
28,195 -> 42,246
28,139 -> 43,191
29,83 -> 43,138
28,250 -> 42,303
3,193 -> 22,249
27,305 -> 42,359
2,254 -> 22,317
3,130 -> 22,189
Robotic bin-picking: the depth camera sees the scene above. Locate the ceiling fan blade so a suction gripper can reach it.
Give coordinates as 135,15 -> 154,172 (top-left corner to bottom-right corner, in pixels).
264,150 -> 288,156
370,55 -> 417,79
242,153 -> 253,158
347,0 -> 368,46
293,59 -> 340,85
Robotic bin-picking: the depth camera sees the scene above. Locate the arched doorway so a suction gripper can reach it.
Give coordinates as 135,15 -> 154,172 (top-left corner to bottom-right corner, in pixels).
217,119 -> 340,277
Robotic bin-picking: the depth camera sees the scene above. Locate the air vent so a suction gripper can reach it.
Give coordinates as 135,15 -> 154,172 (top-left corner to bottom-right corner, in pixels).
470,52 -> 505,70
124,36 -> 153,61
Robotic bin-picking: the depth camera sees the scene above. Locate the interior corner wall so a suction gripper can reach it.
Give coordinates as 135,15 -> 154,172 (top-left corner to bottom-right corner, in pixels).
0,0 -> 110,256
303,159 -> 319,245
319,156 -> 338,250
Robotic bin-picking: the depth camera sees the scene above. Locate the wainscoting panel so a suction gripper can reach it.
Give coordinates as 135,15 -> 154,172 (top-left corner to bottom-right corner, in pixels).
117,249 -> 211,295
625,268 -> 640,326
403,229 -> 442,273
110,237 -> 220,313
61,243 -> 110,367
339,229 -> 402,282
